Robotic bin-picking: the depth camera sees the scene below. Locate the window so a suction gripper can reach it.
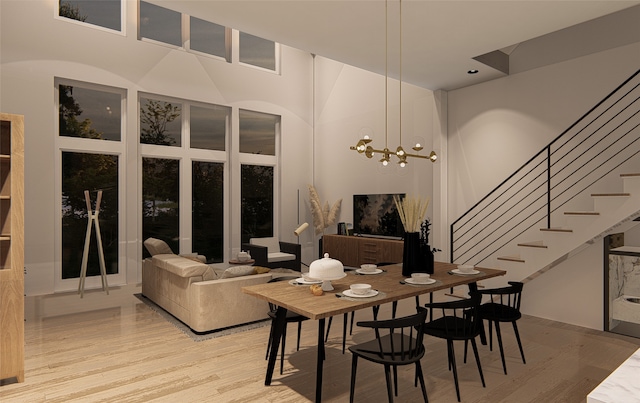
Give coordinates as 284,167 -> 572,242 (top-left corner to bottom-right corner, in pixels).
59,84 -> 122,141
61,152 -> 119,279
192,161 -> 224,262
142,157 -> 180,257
190,104 -> 228,151
140,97 -> 182,146
239,109 -> 278,155
139,95 -> 228,262
241,165 -> 273,243
59,0 -> 121,31
239,32 -> 277,71
139,1 -> 182,47
56,79 -> 125,290
190,17 -> 228,59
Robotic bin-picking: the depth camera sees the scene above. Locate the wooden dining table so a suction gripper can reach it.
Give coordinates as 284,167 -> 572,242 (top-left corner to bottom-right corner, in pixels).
242,261 -> 506,402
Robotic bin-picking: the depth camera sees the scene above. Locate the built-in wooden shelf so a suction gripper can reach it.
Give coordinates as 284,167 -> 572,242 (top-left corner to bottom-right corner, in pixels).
0,113 -> 24,384
564,211 -> 600,216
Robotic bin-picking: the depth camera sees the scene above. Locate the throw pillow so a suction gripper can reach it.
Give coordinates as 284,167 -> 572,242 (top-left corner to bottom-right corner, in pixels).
253,266 -> 271,274
220,265 -> 256,279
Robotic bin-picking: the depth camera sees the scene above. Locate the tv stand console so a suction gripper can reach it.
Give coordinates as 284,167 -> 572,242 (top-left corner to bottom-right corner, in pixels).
322,234 -> 403,267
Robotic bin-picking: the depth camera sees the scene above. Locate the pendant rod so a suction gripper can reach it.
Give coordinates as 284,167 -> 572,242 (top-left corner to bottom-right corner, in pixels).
384,0 -> 389,150
399,0 -> 403,147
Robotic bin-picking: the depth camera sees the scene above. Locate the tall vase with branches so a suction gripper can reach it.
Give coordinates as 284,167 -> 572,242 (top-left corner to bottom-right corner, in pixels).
308,185 -> 342,235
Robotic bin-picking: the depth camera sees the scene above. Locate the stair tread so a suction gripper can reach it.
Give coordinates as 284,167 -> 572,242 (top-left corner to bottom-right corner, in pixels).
517,242 -> 548,248
497,255 -> 525,263
564,211 -> 600,215
540,227 -> 573,233
591,192 -> 631,197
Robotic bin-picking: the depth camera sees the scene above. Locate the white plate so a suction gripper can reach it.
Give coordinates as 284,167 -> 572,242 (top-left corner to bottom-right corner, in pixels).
356,268 -> 383,275
342,289 -> 379,298
295,277 -> 322,285
405,278 -> 436,285
451,268 -> 480,275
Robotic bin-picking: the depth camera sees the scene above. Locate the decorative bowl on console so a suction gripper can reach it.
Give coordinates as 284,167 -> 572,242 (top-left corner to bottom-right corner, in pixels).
308,253 -> 346,291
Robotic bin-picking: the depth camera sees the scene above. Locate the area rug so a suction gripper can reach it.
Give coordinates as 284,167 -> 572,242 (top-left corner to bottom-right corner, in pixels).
134,293 -> 270,342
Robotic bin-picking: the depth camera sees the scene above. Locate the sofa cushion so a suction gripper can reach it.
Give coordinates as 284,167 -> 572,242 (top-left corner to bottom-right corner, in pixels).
268,251 -> 297,263
152,254 -> 212,278
250,237 -> 280,253
144,238 -> 174,255
220,265 -> 257,279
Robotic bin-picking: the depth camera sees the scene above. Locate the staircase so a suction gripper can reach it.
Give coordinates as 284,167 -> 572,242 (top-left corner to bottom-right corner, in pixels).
450,69 -> 640,287
496,173 -> 640,284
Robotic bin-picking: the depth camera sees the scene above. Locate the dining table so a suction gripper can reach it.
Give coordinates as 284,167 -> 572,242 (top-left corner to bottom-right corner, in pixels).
242,261 -> 506,402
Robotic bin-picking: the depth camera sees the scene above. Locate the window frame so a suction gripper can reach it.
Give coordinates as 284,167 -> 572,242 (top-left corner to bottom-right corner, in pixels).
138,0 -> 184,49
237,112 -> 280,242
56,0 -> 125,36
138,93 -> 230,259
237,30 -> 281,74
54,78 -> 127,292
187,16 -> 232,63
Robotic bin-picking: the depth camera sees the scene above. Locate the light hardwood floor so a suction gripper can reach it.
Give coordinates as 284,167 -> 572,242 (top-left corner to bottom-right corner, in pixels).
1,284 -> 639,402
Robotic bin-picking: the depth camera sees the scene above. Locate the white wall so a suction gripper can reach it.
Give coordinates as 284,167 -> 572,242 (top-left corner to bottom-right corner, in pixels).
447,42 -> 640,329
0,0 -> 314,295
309,56 -> 443,259
0,0 -> 442,294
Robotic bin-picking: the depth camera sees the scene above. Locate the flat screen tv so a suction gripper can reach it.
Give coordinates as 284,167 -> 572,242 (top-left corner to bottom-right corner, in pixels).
353,194 -> 405,239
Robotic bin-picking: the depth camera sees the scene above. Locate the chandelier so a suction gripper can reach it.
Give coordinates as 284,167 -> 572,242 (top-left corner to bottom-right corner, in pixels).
350,0 -> 437,167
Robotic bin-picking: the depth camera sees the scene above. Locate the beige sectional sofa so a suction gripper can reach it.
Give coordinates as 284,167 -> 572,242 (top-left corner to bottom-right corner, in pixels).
141,238 -> 292,333
142,255 -> 273,332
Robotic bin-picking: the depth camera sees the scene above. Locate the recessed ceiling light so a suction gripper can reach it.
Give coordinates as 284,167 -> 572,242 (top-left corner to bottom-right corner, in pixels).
468,69 -> 479,74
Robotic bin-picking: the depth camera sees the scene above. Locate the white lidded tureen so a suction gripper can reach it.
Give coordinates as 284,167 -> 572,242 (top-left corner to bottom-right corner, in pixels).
308,253 -> 346,291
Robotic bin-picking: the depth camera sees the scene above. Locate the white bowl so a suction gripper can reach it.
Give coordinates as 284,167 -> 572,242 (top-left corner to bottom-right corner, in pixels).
350,283 -> 372,295
360,264 -> 378,273
411,273 -> 431,283
458,264 -> 475,274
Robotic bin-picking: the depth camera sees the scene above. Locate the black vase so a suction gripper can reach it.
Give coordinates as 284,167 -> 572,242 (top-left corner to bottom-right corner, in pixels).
424,245 -> 434,275
402,232 -> 421,276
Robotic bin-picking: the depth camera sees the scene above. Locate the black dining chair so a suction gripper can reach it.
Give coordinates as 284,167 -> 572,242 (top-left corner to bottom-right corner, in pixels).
422,293 -> 485,402
348,307 -> 429,403
265,276 -> 309,374
324,262 -> 398,353
476,281 -> 525,375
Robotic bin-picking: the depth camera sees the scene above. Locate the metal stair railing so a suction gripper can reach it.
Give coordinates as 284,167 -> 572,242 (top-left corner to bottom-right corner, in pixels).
451,69 -> 640,265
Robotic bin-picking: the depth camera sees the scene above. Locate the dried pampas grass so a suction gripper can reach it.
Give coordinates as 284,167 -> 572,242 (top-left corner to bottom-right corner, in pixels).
394,195 -> 429,233
309,185 -> 342,235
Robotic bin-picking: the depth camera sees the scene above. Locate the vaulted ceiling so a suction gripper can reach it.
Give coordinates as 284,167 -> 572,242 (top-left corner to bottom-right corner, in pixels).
151,1 -> 640,90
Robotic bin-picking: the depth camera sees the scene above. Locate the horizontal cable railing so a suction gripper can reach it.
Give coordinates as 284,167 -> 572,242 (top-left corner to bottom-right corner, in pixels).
451,69 -> 640,265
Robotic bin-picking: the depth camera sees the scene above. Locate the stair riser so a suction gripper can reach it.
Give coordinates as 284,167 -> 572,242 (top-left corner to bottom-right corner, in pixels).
622,176 -> 640,194
592,196 -> 630,212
